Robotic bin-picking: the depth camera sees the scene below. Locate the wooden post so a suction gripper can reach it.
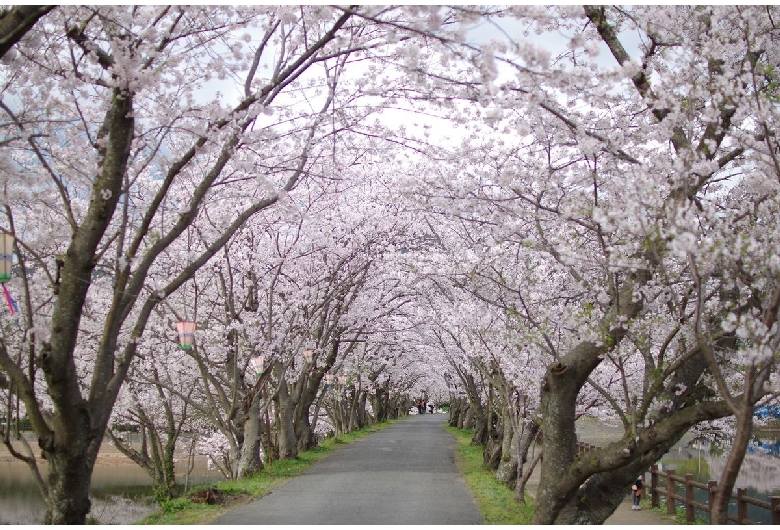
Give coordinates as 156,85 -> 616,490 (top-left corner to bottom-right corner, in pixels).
685,473 -> 695,523
771,496 -> 780,525
651,465 -> 660,508
667,469 -> 676,516
707,480 -> 718,524
737,488 -> 748,524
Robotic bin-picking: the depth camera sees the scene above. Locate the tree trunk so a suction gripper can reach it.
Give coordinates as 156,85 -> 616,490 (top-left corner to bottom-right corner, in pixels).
471,406 -> 487,445
460,402 -> 472,429
294,403 -> 316,453
499,404 -> 513,461
533,273 -> 647,524
275,379 -> 298,460
448,397 -> 465,427
45,445 -> 93,524
237,394 -> 264,478
294,371 -> 323,452
347,387 -> 361,432
514,418 -> 540,502
483,438 -> 502,470
375,388 -> 388,423
517,449 -> 542,502
532,355 -> 582,525
36,88 -> 136,525
159,433 -> 177,500
494,405 -> 520,488
711,405 -> 753,524
46,460 -> 91,525
261,405 -> 278,464
353,392 -> 368,430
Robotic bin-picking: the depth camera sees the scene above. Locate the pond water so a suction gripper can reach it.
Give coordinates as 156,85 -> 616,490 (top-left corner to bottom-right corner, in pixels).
0,448 -> 223,524
657,435 -> 780,524
574,417 -> 780,524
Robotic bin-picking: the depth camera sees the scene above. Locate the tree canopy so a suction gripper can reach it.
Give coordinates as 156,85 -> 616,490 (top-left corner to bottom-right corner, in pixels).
1,5 -> 779,525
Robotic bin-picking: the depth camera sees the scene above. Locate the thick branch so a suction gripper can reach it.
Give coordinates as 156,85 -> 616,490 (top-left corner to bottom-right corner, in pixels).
0,5 -> 54,59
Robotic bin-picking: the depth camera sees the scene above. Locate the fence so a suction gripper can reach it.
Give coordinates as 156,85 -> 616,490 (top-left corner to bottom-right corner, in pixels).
574,442 -> 780,524
648,464 -> 780,524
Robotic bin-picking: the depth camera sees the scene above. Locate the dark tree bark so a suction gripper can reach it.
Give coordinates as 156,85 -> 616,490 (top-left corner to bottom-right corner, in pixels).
533,273 -> 645,524
237,395 -> 264,478
375,387 -> 389,423
294,342 -> 339,452
0,5 -> 54,59
274,375 -> 299,460
37,88 -> 135,525
534,336 -> 733,524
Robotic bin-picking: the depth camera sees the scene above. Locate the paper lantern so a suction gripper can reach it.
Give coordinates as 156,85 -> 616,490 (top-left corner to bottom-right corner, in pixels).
302,348 -> 313,364
0,233 -> 14,283
250,355 -> 265,375
176,321 -> 196,350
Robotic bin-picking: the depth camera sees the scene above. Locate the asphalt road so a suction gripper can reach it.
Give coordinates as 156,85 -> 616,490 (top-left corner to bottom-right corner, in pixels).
212,414 -> 482,525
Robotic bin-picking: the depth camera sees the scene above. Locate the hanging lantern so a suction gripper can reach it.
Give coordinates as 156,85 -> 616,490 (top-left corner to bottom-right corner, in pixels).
0,233 -> 14,283
250,355 -> 265,375
176,321 -> 196,350
338,375 -> 347,385
302,348 -> 314,364
325,374 -> 334,385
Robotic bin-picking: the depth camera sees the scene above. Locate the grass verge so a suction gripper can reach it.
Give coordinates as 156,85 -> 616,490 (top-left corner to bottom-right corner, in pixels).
444,425 -> 535,524
137,421 -> 398,525
646,499 -> 707,524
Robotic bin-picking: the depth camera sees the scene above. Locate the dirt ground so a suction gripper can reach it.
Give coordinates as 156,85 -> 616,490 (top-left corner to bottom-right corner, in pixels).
0,433 -> 135,464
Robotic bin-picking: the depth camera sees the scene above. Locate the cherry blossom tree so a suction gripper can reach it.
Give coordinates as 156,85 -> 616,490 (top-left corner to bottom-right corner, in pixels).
0,5 -> 398,523
106,343 -> 199,500
389,4 -> 780,524
1,5 -> 778,526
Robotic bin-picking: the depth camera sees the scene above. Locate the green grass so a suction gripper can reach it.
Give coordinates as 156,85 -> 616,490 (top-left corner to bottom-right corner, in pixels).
137,422 -> 397,525
646,499 -> 708,525
444,425 -> 535,524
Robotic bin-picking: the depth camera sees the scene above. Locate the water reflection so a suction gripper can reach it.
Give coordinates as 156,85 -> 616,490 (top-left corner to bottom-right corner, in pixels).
749,438 -> 780,457
658,436 -> 780,524
0,457 -> 223,524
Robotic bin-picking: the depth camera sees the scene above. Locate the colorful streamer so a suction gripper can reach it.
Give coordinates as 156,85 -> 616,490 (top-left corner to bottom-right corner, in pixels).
2,283 -> 17,315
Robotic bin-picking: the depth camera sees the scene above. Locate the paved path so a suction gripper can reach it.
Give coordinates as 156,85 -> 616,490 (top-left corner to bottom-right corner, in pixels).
213,414 -> 677,525
212,414 -> 482,525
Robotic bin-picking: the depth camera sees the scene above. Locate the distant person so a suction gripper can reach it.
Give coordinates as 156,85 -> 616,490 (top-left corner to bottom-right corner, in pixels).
631,475 -> 643,510
428,403 -> 434,414
417,400 -> 424,414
